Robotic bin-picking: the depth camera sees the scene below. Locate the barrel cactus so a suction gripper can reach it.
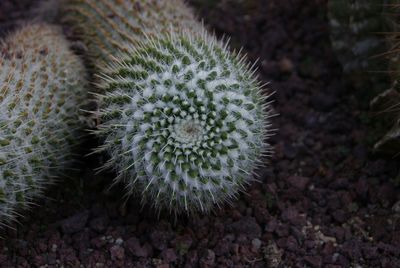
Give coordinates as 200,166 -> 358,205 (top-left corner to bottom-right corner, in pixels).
63,0 -> 274,213
0,23 -> 88,226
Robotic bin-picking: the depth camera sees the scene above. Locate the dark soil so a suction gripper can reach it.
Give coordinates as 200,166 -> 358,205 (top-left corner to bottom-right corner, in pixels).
1,0 -> 400,267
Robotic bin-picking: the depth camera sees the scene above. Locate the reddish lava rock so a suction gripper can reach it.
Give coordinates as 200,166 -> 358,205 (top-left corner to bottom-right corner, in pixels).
125,237 -> 153,258
199,249 -> 216,267
60,210 -> 89,234
304,255 -> 322,268
110,245 -> 125,261
287,175 -> 311,191
226,217 -> 262,239
161,248 -> 178,263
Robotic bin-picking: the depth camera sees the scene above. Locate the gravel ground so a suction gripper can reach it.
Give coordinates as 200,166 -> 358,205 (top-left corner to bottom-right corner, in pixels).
0,0 -> 399,267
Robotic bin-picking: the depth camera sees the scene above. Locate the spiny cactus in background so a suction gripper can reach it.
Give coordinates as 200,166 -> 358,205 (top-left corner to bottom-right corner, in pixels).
328,0 -> 390,91
63,0 -> 274,213
63,0 -> 201,64
0,24 -> 88,226
329,1 -> 400,156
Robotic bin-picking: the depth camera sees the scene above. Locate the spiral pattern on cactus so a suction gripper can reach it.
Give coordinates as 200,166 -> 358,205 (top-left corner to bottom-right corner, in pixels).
0,24 -> 88,226
64,0 -> 274,213
97,33 -> 273,212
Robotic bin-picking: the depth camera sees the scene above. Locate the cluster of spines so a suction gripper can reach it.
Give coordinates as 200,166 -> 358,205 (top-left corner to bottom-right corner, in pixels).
370,84 -> 400,154
0,23 -> 88,226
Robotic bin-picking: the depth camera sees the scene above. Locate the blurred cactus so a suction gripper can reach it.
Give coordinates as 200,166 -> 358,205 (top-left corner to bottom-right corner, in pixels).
0,24 -> 88,226
329,1 -> 400,155
328,0 -> 390,91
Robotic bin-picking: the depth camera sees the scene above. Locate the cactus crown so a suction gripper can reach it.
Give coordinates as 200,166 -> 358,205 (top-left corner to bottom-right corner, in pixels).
97,31 -> 273,213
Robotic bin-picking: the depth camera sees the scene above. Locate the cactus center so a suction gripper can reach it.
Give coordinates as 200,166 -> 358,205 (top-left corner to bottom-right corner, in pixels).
172,118 -> 203,144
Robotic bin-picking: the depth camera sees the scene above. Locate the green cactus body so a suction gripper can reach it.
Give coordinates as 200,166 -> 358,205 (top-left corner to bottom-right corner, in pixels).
64,0 -> 273,213
328,0 -> 390,90
0,24 -> 87,225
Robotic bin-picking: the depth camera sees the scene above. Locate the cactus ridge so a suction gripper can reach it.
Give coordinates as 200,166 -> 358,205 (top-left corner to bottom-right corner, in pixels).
0,24 -> 88,226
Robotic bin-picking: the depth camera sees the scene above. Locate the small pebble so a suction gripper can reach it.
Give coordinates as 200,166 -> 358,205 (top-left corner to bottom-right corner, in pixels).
115,238 -> 124,245
252,238 -> 262,250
